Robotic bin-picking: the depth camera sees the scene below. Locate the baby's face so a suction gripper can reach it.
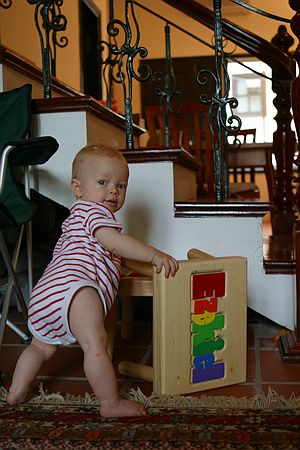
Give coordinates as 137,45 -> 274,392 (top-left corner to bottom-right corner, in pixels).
72,155 -> 129,213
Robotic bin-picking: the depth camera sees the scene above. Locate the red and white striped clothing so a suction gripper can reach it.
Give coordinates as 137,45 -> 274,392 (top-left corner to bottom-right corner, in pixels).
28,200 -> 123,345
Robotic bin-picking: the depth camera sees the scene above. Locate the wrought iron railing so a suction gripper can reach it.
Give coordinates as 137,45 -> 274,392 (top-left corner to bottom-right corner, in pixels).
3,0 -> 295,231
27,0 -> 68,99
111,0 -> 295,230
100,0 -> 240,199
103,0 -> 292,204
102,0 -> 151,150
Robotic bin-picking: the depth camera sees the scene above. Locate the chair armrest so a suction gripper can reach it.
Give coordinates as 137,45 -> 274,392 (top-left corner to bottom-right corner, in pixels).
6,136 -> 59,166
0,136 -> 59,196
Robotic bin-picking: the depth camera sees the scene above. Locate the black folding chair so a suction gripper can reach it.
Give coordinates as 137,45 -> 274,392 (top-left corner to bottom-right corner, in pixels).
0,84 -> 59,349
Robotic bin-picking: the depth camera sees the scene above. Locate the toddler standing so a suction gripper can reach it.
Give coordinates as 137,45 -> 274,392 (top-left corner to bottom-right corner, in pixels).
7,144 -> 179,417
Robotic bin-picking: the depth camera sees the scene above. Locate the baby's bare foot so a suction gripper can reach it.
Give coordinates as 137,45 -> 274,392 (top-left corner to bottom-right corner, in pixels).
7,387 -> 30,406
100,398 -> 147,418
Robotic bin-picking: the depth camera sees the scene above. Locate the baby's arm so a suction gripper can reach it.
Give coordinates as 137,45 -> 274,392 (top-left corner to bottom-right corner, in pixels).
94,227 -> 179,278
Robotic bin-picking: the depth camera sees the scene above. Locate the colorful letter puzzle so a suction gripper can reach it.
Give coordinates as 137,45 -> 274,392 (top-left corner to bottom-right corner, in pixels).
153,255 -> 247,395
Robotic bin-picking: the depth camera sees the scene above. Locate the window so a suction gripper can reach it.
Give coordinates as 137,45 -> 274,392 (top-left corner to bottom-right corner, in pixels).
232,73 -> 266,116
80,0 -> 102,99
228,58 -> 275,143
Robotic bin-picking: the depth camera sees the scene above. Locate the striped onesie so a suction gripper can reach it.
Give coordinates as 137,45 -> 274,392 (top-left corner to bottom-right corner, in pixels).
28,200 -> 123,346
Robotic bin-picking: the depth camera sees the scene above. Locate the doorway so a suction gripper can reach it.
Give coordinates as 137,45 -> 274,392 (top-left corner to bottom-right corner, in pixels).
80,0 -> 102,99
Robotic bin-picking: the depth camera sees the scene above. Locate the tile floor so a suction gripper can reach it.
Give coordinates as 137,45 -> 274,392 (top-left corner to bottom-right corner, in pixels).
1,302 -> 300,401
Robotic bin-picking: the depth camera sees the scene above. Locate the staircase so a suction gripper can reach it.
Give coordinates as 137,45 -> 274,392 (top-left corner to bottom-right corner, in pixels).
0,1 -> 298,332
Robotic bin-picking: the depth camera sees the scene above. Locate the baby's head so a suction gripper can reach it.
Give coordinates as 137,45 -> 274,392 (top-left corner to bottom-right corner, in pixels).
71,144 -> 129,213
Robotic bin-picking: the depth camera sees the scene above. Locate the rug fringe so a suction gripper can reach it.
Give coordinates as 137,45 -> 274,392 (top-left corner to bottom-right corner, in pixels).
127,387 -> 300,410
1,384 -> 300,409
0,383 -> 99,406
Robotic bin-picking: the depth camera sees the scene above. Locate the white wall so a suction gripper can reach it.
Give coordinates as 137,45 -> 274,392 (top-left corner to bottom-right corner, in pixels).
117,161 -> 296,330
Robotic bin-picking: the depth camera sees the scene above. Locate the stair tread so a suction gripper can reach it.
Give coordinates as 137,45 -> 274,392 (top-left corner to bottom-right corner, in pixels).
263,234 -> 295,274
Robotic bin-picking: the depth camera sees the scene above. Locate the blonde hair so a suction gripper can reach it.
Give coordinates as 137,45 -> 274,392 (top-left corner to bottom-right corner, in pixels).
72,144 -> 128,179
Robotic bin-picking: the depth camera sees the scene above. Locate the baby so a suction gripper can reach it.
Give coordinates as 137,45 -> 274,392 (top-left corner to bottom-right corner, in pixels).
7,144 -> 179,418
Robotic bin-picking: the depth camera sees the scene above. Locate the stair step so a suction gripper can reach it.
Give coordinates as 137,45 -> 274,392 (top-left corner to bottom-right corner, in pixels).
174,201 -> 294,275
263,235 -> 295,274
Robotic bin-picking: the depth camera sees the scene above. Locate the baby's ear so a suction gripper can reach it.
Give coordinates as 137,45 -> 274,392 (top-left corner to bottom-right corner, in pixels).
71,178 -> 82,198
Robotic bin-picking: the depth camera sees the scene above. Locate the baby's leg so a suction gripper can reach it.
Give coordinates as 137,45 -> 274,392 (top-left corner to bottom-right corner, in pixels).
69,287 -> 147,418
7,338 -> 58,405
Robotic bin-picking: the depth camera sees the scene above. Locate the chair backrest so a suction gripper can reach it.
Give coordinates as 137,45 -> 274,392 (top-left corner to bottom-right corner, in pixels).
227,142 -> 274,201
228,128 -> 256,145
227,128 -> 258,192
0,84 -> 35,228
144,104 -> 180,147
144,101 -> 214,196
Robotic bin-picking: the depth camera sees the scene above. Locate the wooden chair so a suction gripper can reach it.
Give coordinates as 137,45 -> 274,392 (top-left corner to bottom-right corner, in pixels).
144,101 -> 214,197
118,261 -> 153,340
105,261 -> 153,360
227,129 -> 274,201
228,128 -> 256,184
228,128 -> 256,145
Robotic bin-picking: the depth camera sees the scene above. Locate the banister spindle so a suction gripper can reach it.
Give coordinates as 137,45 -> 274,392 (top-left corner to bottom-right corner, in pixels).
197,0 -> 241,201
107,0 -> 151,149
27,0 -> 68,99
99,0 -> 119,110
152,23 -> 181,147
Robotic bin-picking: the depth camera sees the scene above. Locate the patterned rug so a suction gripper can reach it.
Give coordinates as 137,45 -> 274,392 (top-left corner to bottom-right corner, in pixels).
1,387 -> 300,449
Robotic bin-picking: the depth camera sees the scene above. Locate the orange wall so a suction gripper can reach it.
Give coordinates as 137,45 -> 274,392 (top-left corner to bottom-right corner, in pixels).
0,0 -> 296,108
0,0 -> 109,93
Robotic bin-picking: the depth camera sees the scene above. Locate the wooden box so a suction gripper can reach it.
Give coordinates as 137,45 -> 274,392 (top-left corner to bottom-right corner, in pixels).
153,256 -> 247,395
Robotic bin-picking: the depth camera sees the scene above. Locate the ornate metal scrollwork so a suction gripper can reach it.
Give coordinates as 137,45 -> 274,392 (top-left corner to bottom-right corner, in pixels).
27,0 -> 68,98
99,0 -> 121,110
0,0 -> 12,9
197,0 -> 241,201
152,24 -> 181,147
99,37 -> 120,110
107,0 -> 151,149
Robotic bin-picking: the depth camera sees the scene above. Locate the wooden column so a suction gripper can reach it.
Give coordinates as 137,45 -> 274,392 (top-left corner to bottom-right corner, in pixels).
278,1 -> 300,361
271,25 -> 296,236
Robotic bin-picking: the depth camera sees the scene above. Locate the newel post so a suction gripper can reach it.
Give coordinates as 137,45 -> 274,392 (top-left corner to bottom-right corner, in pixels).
271,25 -> 296,236
290,0 -> 300,212
277,0 -> 300,361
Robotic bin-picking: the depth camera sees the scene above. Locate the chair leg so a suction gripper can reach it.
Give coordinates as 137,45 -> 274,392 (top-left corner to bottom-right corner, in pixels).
105,299 -> 118,360
121,297 -> 135,340
24,166 -> 33,296
118,361 -> 153,382
0,316 -> 31,342
26,220 -> 33,296
0,228 -> 29,348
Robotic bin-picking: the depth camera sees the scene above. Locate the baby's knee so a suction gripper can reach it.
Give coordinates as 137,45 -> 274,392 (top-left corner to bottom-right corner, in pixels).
80,330 -> 108,355
31,338 -> 57,361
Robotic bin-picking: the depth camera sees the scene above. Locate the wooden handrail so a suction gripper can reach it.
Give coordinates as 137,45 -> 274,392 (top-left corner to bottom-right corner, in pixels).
162,0 -> 292,77
0,45 -> 82,98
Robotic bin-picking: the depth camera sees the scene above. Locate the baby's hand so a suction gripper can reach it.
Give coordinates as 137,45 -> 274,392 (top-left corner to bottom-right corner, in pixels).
151,250 -> 179,278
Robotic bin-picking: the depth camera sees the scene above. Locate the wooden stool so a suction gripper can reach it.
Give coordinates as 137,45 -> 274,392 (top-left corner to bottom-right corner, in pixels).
118,248 -> 247,395
118,261 -> 153,340
106,261 -> 153,360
